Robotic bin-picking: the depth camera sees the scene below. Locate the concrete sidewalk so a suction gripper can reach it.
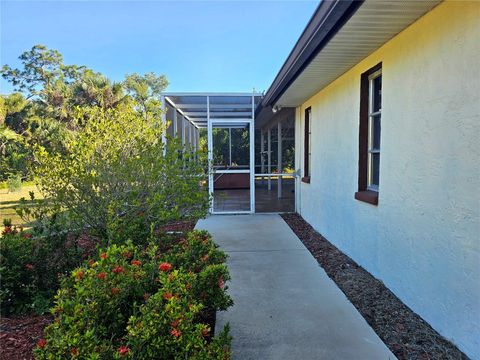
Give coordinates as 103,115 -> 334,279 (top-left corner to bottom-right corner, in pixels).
196,214 -> 396,360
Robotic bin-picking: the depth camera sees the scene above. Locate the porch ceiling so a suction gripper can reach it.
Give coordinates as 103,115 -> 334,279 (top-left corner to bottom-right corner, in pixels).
164,93 -> 262,128
270,0 -> 442,108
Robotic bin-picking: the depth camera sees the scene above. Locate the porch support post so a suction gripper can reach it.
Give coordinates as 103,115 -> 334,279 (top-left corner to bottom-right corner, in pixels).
181,116 -> 186,146
267,128 -> 272,191
278,121 -> 282,198
161,95 -> 166,156
260,131 -> 265,185
249,92 -> 255,213
229,127 -> 232,167
207,96 -> 213,213
173,109 -> 177,138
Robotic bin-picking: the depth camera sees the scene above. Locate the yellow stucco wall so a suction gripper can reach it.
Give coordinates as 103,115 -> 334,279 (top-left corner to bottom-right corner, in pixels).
295,1 -> 480,357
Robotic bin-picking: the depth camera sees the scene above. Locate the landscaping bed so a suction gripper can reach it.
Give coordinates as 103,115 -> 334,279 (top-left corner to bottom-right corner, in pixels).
0,315 -> 51,360
281,213 -> 468,360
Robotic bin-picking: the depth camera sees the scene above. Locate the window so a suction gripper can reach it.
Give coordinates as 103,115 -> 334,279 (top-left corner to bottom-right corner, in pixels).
355,63 -> 382,205
302,107 -> 311,183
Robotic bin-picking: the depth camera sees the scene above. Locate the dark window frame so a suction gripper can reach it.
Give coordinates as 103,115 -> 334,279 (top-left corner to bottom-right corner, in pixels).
302,107 -> 311,183
355,62 -> 382,205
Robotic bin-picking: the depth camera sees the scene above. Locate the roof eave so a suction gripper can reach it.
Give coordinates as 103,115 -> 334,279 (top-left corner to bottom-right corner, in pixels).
262,0 -> 363,108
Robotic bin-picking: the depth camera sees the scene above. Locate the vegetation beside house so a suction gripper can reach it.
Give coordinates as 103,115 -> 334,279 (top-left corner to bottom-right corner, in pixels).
0,46 -> 232,359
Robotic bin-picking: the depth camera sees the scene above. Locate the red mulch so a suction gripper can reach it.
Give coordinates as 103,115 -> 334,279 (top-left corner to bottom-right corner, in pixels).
0,315 -> 52,360
281,213 -> 469,360
160,220 -> 196,233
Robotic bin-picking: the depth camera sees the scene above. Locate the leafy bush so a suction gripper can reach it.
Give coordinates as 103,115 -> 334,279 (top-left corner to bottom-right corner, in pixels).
33,103 -> 209,244
0,223 -> 94,315
35,231 -> 232,359
6,173 -> 22,192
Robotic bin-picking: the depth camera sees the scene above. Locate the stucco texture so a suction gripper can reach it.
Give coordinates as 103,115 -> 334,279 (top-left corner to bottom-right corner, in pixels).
295,1 -> 480,358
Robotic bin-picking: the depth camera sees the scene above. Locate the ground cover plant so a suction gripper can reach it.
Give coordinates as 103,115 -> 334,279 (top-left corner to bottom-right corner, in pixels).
34,231 -> 232,359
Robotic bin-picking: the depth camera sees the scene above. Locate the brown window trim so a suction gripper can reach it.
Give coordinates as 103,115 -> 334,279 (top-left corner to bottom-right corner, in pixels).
356,62 -> 382,205
304,107 -> 311,183
355,190 -> 378,205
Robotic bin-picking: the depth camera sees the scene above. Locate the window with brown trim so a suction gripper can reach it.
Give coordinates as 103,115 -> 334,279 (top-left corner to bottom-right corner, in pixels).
302,107 -> 311,183
355,63 -> 382,205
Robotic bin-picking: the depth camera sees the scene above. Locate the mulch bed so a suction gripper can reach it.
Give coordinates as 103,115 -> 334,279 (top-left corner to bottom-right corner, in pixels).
0,315 -> 52,360
160,220 -> 196,233
281,213 -> 468,360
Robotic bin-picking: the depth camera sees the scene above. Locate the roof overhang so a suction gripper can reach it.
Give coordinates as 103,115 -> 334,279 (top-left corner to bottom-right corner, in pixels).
262,0 -> 442,108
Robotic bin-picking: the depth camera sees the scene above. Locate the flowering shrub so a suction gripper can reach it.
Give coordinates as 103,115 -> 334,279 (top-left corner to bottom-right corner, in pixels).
0,222 -> 90,315
35,231 -> 233,359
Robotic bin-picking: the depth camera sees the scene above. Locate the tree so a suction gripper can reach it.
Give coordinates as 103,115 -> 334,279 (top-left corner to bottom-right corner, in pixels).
32,101 -> 209,243
1,45 -> 85,101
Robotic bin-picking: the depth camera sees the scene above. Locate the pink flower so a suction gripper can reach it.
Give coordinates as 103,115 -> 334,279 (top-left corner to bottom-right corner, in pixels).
25,263 -> 34,270
218,277 -> 225,289
100,252 -> 107,260
118,346 -> 131,356
131,260 -> 142,266
97,272 -> 107,280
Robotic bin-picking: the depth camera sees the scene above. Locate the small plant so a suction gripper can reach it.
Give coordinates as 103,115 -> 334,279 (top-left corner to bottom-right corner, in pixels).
0,223 -> 94,315
6,173 -> 22,192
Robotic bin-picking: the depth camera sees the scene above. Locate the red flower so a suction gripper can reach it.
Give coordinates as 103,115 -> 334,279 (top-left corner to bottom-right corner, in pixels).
112,266 -> 124,274
88,259 -> 95,267
163,292 -> 173,300
37,339 -> 47,349
131,260 -> 142,266
118,346 -> 131,356
97,272 -> 107,280
170,319 -> 180,327
171,328 -> 182,338
111,287 -> 120,295
201,327 -> 210,337
2,226 -> 12,235
100,252 -> 107,260
159,262 -> 172,272
22,232 -> 32,239
70,347 -> 78,356
218,277 -> 225,289
75,270 -> 85,280
122,251 -> 132,259
25,263 -> 34,270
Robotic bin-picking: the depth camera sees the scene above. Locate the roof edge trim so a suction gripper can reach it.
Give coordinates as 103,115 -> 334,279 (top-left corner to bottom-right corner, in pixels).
262,0 -> 363,107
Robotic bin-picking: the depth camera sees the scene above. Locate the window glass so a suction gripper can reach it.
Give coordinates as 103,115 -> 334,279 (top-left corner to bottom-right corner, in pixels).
371,153 -> 380,186
372,115 -> 381,150
373,75 -> 382,112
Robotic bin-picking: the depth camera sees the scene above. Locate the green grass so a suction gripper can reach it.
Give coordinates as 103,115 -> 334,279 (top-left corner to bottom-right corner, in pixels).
0,184 -> 43,228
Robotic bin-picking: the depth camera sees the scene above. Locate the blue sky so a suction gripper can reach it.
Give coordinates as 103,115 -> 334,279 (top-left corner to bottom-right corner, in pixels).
1,1 -> 318,94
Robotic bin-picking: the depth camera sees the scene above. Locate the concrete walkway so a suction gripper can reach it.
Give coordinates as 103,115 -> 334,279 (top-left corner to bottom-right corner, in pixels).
196,214 -> 396,360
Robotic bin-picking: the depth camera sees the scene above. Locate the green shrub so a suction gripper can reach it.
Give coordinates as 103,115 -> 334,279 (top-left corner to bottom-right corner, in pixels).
33,103 -> 209,244
35,231 -> 232,359
6,173 -> 22,192
0,224 -> 95,315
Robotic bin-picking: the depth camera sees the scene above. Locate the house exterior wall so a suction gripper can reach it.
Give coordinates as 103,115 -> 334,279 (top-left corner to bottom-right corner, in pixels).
295,1 -> 480,358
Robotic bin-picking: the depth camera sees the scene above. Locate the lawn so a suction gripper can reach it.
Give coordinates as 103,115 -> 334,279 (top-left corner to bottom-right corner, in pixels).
0,183 -> 43,228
